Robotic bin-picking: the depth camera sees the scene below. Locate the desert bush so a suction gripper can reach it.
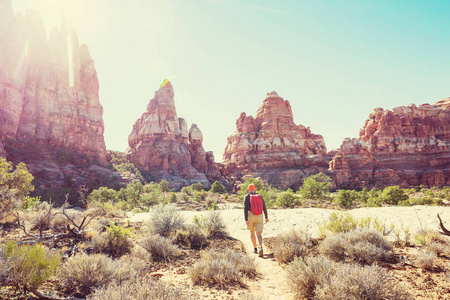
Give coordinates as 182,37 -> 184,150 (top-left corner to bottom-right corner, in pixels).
90,277 -> 198,300
319,228 -> 392,265
298,173 -> 331,200
92,223 -> 134,257
159,180 -> 171,192
238,178 -> 266,198
0,157 -> 35,218
413,229 -> 446,246
140,234 -> 181,261
320,212 -> 357,235
175,224 -> 208,249
181,186 -> 193,195
211,181 -> 226,194
189,249 -> 257,287
273,230 -> 313,264
314,263 -> 410,300
149,204 -> 185,237
0,241 -> 60,290
190,182 -> 204,191
194,191 -> 207,202
57,253 -> 118,296
379,185 -> 409,205
88,187 -> 118,203
170,192 -> 178,203
203,210 -> 227,238
286,256 -> 335,299
414,251 -> 436,269
57,253 -> 150,297
276,189 -> 301,208
334,189 -> 358,208
22,195 -> 41,210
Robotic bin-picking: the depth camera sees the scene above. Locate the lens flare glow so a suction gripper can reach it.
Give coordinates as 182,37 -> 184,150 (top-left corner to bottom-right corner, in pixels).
160,79 -> 170,88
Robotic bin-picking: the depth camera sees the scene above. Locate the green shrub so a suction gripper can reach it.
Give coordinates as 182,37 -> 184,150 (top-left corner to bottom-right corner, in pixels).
190,182 -> 204,191
169,192 -> 178,203
88,187 -> 118,203
22,196 -> 41,210
189,249 -> 257,287
92,223 -> 134,257
319,228 -> 392,265
159,180 -> 171,192
379,185 -> 409,205
298,173 -> 331,200
320,212 -> 357,235
273,230 -> 313,264
211,181 -> 226,194
276,189 -> 301,208
334,189 -> 358,208
149,204 -> 185,237
238,178 -> 266,198
0,241 -> 60,290
0,157 -> 35,218
140,234 -> 181,261
181,186 -> 193,195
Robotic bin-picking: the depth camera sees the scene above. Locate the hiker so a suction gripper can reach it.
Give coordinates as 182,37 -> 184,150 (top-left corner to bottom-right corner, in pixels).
244,183 -> 269,257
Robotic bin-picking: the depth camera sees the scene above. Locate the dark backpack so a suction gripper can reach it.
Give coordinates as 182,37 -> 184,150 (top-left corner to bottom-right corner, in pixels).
250,194 -> 263,215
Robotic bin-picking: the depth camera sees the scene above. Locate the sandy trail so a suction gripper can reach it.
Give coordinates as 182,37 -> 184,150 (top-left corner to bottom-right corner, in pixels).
126,206 -> 450,299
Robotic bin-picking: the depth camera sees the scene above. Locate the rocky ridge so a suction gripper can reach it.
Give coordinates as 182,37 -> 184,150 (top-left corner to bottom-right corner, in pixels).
329,98 -> 450,188
222,91 -> 329,189
0,2 -> 112,201
126,80 -> 227,190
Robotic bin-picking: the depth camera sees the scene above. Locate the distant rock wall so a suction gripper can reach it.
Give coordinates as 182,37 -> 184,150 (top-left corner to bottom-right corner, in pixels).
330,99 -> 450,188
126,80 -> 228,190
223,91 -> 329,189
0,2 -> 110,200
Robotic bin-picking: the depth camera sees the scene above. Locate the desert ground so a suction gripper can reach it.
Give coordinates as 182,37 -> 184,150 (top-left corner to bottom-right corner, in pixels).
127,205 -> 450,300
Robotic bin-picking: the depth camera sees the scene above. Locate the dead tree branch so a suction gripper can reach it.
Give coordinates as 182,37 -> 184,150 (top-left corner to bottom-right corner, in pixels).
437,213 -> 450,236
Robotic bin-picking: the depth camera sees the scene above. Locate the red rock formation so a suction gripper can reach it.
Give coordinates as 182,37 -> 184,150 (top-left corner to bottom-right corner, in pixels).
0,4 -> 109,201
223,91 -> 328,189
331,99 -> 450,188
126,80 -> 227,190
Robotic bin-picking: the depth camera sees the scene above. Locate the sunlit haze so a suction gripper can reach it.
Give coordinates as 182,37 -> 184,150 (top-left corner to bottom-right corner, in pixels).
12,0 -> 450,162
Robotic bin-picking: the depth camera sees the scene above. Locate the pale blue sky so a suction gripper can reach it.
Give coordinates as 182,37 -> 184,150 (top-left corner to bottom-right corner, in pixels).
13,0 -> 450,161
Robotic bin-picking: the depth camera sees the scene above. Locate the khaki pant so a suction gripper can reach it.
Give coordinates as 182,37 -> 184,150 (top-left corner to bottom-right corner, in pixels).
247,211 -> 264,232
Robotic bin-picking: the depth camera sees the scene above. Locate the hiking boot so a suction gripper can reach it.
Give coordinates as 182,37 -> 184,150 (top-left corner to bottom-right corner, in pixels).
258,248 -> 263,257
253,248 -> 258,254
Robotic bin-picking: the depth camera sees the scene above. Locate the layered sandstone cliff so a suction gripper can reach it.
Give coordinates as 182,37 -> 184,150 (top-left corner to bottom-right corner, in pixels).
223,91 -> 329,189
330,99 -> 450,188
0,2 -> 110,200
126,80 -> 226,190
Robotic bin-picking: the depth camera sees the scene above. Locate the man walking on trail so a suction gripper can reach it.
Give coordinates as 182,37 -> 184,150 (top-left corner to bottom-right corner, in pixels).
244,184 -> 269,257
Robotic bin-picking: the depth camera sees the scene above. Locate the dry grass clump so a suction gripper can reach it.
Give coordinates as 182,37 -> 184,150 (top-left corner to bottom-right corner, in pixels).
314,262 -> 410,300
57,253 -> 120,297
426,242 -> 447,257
149,204 -> 185,237
57,253 -> 151,297
319,228 -> 392,265
413,229 -> 448,246
175,224 -> 208,249
140,234 -> 181,261
286,256 -> 335,299
189,249 -> 258,288
89,277 -> 198,300
273,230 -> 313,264
413,251 -> 436,269
203,210 -> 227,238
286,256 -> 410,300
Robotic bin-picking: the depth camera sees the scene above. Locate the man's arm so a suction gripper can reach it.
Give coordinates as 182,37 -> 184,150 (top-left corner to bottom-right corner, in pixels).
262,197 -> 269,220
243,194 -> 250,221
